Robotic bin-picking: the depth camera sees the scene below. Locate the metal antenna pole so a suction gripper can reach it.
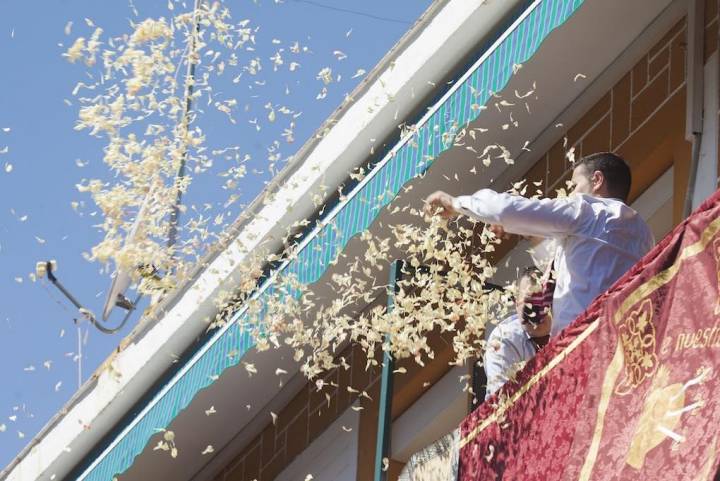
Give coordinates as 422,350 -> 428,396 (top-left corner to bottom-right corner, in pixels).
38,4 -> 205,334
167,0 -> 203,250
42,262 -> 132,335
76,323 -> 83,389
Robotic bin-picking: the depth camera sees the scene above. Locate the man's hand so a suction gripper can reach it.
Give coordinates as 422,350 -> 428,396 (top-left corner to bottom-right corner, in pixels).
424,191 -> 458,219
488,224 -> 506,239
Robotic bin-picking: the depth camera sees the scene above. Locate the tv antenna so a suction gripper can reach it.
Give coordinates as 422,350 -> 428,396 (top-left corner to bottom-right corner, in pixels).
38,0 -> 204,335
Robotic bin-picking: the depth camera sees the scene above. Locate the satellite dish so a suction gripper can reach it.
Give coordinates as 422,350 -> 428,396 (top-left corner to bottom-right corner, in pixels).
42,0 -> 205,333
103,2 -> 203,322
38,178 -> 165,333
103,0 -> 205,321
102,180 -> 158,321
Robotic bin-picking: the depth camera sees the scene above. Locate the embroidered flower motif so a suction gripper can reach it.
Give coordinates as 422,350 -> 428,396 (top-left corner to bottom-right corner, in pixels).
616,299 -> 657,395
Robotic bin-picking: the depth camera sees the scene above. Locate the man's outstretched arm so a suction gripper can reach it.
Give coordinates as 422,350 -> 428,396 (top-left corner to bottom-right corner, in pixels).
425,189 -> 583,238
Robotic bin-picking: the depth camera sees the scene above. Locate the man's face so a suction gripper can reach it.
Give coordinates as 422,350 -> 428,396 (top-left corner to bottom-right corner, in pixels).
516,274 -> 552,337
570,164 -> 593,195
515,275 -> 534,318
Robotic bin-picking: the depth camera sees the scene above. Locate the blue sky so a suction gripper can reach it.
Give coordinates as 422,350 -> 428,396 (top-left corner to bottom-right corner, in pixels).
0,0 -> 432,467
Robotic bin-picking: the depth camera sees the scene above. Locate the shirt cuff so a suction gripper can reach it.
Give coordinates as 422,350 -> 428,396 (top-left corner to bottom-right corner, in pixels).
452,195 -> 472,214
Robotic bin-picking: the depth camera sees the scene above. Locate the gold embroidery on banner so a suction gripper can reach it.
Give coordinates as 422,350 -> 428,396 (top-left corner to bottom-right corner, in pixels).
613,216 -> 720,326
581,216 -> 720,480
458,318 -> 600,448
673,322 -> 720,352
626,365 -> 709,470
578,343 -> 624,481
713,237 -> 720,316
625,366 -> 684,469
459,216 -> 720,454
615,299 -> 657,396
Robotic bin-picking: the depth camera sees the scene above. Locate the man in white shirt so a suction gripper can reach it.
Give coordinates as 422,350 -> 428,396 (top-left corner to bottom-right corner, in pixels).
484,267 -> 552,398
425,152 -> 654,336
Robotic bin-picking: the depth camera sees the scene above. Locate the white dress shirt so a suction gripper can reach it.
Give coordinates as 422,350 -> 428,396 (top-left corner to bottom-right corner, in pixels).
484,314 -> 537,399
454,190 -> 654,336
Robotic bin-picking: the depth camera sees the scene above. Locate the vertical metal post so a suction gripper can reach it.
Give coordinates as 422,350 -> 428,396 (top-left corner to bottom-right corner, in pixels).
167,0 -> 203,251
374,260 -> 403,481
76,323 -> 83,389
686,0 -> 705,142
684,0 -> 705,217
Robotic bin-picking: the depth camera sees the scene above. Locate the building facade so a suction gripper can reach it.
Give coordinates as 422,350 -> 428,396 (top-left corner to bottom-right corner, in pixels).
3,0 -> 720,480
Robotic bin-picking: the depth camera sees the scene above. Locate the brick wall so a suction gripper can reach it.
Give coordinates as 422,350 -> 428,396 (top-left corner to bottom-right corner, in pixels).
525,0 -> 717,206
213,322 -> 459,481
213,341 -> 379,481
524,18 -> 690,198
490,13 -> 711,263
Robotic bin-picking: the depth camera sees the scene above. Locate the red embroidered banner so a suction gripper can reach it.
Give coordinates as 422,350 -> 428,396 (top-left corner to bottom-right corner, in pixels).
459,190 -> 720,481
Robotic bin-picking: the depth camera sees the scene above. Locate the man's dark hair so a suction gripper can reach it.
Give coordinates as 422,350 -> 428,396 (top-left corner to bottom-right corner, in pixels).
576,152 -> 632,202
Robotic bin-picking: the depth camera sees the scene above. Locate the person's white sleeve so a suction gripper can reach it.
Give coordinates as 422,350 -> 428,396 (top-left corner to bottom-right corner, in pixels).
452,189 -> 584,238
484,328 -> 523,399
529,238 -> 558,272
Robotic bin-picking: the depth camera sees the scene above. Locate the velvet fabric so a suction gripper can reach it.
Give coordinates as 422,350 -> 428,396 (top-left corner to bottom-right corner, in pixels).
459,190 -> 720,481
